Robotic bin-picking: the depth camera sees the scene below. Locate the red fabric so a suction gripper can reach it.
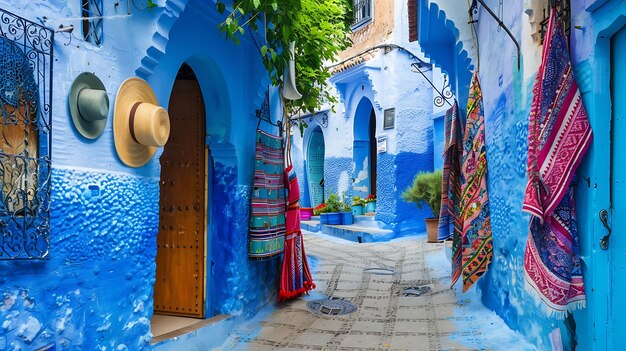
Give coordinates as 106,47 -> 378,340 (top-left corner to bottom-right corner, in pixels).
278,165 -> 315,301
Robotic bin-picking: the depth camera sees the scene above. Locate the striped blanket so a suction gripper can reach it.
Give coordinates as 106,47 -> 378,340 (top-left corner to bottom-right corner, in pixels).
457,73 -> 493,291
248,130 -> 286,259
522,9 -> 591,317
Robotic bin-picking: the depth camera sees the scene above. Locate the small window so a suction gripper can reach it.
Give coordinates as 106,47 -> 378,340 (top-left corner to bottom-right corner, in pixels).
408,0 -> 418,42
81,0 -> 103,46
352,0 -> 372,29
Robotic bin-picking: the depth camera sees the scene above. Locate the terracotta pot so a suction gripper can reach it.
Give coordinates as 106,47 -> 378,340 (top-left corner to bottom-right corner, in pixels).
425,217 -> 439,243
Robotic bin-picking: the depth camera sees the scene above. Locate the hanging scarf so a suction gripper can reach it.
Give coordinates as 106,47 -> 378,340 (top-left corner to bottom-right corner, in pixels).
523,9 -> 591,317
248,130 -> 287,259
438,102 -> 465,288
278,107 -> 315,301
456,73 -> 493,292
438,102 -> 463,242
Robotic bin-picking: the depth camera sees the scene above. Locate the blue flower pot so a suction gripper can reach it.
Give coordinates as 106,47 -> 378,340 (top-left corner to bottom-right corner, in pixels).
340,212 -> 354,225
320,213 -> 329,224
365,202 -> 376,213
327,212 -> 342,225
352,205 -> 364,215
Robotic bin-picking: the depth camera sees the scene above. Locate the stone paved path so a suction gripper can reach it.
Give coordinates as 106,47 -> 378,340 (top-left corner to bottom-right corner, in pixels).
220,232 -> 535,351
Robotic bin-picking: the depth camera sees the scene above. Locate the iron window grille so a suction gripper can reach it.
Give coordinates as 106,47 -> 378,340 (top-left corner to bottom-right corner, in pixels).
81,0 -> 103,46
352,0 -> 372,29
539,0 -> 570,44
0,8 -> 54,260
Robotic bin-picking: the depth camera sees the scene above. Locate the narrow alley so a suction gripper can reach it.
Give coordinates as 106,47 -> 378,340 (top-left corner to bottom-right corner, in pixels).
220,232 -> 535,351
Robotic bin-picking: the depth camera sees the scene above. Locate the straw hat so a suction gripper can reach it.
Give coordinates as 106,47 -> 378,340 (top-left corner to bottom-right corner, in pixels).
113,77 -> 170,168
69,72 -> 109,139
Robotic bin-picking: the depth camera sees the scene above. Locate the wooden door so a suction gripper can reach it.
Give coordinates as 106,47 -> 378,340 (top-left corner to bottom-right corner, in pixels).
154,76 -> 206,318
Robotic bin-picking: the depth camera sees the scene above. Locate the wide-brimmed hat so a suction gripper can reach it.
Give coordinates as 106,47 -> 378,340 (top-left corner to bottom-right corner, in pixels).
113,77 -> 170,168
69,72 -> 109,139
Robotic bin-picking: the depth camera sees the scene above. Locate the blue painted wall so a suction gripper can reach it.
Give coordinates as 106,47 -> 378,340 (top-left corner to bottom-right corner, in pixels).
0,0 -> 279,349
420,0 -> 626,348
432,115 -> 444,170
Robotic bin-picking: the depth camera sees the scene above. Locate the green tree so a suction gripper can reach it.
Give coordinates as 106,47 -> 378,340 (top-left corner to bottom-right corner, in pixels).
216,0 -> 352,115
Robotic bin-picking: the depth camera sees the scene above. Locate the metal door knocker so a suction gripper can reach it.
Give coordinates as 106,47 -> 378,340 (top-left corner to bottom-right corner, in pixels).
600,209 -> 612,250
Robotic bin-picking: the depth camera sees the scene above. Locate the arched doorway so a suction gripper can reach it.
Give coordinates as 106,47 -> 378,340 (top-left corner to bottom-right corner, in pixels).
353,98 -> 377,198
154,63 -> 207,319
307,127 -> 325,207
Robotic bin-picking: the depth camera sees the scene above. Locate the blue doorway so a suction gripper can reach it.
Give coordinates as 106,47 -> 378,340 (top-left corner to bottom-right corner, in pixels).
307,127 -> 325,207
353,98 -> 377,198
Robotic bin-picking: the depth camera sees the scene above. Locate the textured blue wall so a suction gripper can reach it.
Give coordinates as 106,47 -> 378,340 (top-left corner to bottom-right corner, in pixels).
210,162 -> 279,318
323,157 -> 354,202
476,79 -> 565,349
1,168 -> 159,350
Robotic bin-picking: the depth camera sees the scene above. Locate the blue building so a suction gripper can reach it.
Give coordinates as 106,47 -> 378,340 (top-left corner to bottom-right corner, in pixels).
0,0 -> 283,349
418,0 -> 626,349
290,0 -> 452,238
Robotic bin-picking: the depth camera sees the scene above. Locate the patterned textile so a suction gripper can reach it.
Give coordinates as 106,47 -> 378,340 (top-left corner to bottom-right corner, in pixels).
457,73 -> 493,292
278,165 -> 315,300
248,130 -> 286,259
437,102 -> 465,287
438,102 -> 463,243
523,9 -> 591,317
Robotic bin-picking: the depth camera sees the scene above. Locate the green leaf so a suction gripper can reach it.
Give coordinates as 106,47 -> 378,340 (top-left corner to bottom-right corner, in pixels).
261,45 -> 268,57
253,0 -> 260,8
216,2 -> 225,14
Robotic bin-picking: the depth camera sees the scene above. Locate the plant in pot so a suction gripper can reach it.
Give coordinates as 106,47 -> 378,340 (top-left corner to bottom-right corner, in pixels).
314,203 -> 328,224
324,193 -> 342,225
364,194 -> 377,213
402,170 -> 442,243
351,196 -> 364,215
340,201 -> 354,225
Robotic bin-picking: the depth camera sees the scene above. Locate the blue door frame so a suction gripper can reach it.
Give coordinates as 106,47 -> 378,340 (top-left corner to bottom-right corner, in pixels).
307,128 -> 325,207
573,2 -> 626,349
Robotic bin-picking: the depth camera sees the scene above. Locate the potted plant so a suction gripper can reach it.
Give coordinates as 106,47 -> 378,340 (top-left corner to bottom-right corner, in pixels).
314,203 -> 329,224
402,170 -> 442,243
340,201 -> 354,225
351,196 -> 364,215
325,193 -> 342,225
364,194 -> 376,213
300,207 -> 313,221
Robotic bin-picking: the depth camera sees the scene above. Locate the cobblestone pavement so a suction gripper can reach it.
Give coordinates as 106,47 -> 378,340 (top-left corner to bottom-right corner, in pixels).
222,232 -> 534,351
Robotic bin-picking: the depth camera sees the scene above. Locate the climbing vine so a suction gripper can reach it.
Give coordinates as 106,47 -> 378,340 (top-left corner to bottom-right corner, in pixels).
216,0 -> 352,115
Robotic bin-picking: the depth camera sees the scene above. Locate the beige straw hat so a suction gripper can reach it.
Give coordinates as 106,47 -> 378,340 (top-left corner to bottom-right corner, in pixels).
113,77 -> 170,168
